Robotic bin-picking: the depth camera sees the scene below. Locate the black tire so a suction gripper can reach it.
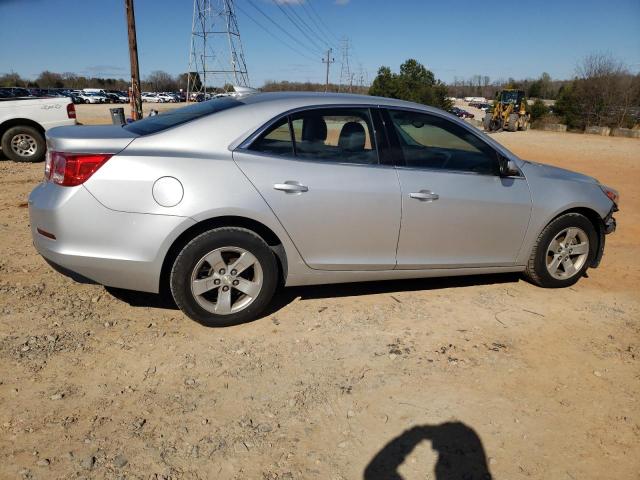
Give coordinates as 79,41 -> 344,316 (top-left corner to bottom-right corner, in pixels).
170,227 -> 278,327
524,213 -> 598,288
518,115 -> 530,131
1,125 -> 46,163
507,114 -> 519,132
483,114 -> 492,131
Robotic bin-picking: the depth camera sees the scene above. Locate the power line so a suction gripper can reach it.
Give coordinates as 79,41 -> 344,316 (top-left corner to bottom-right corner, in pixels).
283,2 -> 335,52
307,0 -> 341,44
300,0 -> 339,50
245,0 -> 322,58
273,1 -> 326,54
235,3 -> 318,63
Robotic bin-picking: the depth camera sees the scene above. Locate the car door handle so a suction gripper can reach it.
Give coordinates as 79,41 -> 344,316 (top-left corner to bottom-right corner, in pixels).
409,190 -> 439,201
273,181 -> 309,194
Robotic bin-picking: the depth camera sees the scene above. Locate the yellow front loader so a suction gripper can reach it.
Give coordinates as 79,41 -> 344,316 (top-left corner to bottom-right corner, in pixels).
483,89 -> 530,132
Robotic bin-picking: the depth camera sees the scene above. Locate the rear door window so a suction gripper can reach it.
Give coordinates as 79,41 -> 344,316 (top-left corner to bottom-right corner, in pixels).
290,108 -> 378,165
248,117 -> 294,156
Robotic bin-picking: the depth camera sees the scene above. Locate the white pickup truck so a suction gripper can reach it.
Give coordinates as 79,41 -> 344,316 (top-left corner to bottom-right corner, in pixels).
0,96 -> 77,162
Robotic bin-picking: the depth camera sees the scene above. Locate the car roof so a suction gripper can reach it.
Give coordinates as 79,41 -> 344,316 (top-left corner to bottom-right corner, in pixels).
239,91 -> 442,114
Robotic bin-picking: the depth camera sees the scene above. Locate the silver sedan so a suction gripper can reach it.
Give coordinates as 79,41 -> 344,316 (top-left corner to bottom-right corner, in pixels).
29,92 -> 619,326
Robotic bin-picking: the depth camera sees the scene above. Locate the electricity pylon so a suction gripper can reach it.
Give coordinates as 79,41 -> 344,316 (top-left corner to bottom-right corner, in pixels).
187,0 -> 249,100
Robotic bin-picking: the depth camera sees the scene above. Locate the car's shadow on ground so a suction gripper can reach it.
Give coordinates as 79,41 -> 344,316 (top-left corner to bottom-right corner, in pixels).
105,273 -> 521,320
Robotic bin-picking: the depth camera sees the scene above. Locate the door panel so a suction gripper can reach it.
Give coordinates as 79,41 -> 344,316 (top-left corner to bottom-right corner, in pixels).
233,151 -> 400,270
396,169 -> 531,268
382,108 -> 532,268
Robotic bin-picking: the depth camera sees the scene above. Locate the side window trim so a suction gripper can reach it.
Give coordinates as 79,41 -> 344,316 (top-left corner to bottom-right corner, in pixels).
381,107 -> 501,176
379,108 -> 404,167
287,115 -> 297,157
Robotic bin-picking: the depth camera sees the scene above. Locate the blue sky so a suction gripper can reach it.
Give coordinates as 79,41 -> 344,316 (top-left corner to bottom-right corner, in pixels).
1,0 -> 638,87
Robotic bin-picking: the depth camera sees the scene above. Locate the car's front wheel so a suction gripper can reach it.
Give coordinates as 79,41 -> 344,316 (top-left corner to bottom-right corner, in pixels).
524,212 -> 597,288
170,227 -> 278,327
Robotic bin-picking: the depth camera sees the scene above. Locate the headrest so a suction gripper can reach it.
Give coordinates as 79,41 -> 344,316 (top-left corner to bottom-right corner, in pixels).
301,116 -> 328,142
338,122 -> 366,152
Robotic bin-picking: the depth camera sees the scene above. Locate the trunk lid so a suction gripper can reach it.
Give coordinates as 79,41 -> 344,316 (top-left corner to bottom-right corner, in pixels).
46,125 -> 138,154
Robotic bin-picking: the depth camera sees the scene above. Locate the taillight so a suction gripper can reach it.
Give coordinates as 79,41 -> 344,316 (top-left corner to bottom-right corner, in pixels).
44,150 -> 53,180
67,103 -> 76,119
46,152 -> 112,186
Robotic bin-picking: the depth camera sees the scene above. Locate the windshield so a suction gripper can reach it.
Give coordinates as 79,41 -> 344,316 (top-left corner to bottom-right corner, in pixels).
500,91 -> 520,104
123,96 -> 243,135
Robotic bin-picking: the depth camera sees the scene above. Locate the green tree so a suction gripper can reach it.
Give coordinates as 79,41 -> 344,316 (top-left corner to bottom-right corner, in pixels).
554,82 -> 582,129
36,70 -> 64,88
530,99 -> 549,121
369,59 -> 452,110
0,72 -> 24,87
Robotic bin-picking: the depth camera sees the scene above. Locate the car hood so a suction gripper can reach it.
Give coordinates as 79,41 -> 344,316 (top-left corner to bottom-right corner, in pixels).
521,160 -> 599,185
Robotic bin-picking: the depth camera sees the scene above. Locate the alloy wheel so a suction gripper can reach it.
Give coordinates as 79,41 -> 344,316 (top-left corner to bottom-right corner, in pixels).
545,227 -> 589,280
190,246 -> 263,315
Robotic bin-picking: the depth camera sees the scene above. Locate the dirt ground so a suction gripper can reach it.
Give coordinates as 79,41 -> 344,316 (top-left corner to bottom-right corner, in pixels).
1,109 -> 639,479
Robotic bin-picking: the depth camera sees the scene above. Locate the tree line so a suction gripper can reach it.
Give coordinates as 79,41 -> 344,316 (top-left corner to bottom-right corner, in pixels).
3,52 -> 638,129
0,70 -> 198,93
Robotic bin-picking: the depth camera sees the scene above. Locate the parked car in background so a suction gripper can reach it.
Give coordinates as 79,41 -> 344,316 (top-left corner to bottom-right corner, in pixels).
159,92 -> 179,103
451,106 -> 474,119
111,90 -> 129,103
59,90 -> 85,104
141,92 -> 164,103
29,92 -> 618,327
0,94 -> 76,162
476,103 -> 492,111
0,87 -> 33,98
77,92 -> 107,104
102,92 -> 121,103
27,88 -> 48,97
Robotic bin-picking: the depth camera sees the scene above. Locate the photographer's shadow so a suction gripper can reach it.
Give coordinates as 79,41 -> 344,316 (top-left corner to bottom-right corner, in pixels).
364,422 -> 493,480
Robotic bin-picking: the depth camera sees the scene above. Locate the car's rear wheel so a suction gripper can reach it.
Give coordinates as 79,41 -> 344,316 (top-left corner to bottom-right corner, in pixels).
1,126 -> 46,162
524,213 -> 597,288
170,227 -> 278,327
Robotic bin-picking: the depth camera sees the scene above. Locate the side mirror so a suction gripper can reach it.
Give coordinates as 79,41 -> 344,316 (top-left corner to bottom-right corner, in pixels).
498,155 -> 520,177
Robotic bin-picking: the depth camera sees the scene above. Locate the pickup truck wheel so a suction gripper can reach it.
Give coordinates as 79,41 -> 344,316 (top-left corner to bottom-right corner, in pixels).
1,126 -> 46,163
524,213 -> 597,288
170,227 -> 278,327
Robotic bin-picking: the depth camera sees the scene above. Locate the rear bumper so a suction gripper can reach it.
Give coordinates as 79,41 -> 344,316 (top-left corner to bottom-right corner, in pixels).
28,182 -> 194,293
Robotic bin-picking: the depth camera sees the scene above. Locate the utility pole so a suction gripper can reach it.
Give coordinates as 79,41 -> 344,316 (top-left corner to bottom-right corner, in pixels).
124,0 -> 142,120
322,48 -> 334,93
